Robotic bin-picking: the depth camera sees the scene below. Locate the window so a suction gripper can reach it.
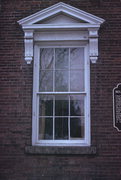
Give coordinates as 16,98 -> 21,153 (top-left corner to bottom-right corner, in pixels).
33,43 -> 90,146
18,2 -> 104,147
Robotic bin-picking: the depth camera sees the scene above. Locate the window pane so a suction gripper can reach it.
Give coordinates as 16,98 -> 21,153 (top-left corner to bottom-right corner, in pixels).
70,95 -> 84,116
70,48 -> 84,69
40,48 -> 54,70
55,95 -> 69,116
55,70 -> 68,91
70,117 -> 84,139
39,95 -> 53,116
70,70 -> 84,91
40,70 -> 53,91
55,48 -> 69,69
55,118 -> 68,139
39,118 -> 53,140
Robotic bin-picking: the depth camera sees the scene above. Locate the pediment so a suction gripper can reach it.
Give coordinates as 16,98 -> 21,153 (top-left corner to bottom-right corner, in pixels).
35,13 -> 87,25
18,2 -> 104,26
18,2 -> 105,64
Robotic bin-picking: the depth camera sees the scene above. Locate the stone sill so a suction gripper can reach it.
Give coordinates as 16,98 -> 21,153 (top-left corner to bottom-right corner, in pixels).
25,146 -> 97,155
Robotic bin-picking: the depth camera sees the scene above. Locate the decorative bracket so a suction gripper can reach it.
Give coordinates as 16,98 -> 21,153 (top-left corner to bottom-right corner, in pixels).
24,30 -> 34,64
88,28 -> 99,63
113,83 -> 121,131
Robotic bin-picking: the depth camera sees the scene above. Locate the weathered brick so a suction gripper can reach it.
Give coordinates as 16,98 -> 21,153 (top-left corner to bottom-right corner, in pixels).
0,0 -> 121,179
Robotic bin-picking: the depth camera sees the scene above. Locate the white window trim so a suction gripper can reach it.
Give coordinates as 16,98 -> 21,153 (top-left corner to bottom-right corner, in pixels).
32,42 -> 90,146
17,2 -> 105,147
18,2 -> 105,64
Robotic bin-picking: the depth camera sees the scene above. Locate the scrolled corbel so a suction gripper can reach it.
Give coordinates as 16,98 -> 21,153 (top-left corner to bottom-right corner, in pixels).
24,30 -> 34,64
88,28 -> 99,63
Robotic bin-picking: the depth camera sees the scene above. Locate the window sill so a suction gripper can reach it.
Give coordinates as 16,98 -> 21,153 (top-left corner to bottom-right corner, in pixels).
25,146 -> 97,155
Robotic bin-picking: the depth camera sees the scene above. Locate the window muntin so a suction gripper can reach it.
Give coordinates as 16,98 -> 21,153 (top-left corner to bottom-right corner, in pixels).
37,47 -> 89,144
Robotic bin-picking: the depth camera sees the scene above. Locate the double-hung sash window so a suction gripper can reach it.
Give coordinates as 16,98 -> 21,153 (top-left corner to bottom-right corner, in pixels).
18,2 -> 104,147
33,43 -> 90,146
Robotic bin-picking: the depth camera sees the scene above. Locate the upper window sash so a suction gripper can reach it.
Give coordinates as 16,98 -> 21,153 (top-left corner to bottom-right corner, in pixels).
39,47 -> 85,94
35,45 -> 89,94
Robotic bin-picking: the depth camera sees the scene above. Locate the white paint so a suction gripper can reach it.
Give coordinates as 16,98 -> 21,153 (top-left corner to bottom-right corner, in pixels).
18,2 -> 104,25
17,2 -> 105,147
18,2 -> 105,64
34,31 -> 88,41
24,30 -> 34,64
40,14 -> 82,24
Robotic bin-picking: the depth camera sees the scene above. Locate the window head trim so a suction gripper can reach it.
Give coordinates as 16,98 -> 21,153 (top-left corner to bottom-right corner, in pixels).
18,2 -> 105,64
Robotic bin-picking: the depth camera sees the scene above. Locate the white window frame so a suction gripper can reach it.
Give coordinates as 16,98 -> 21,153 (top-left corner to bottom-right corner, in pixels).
32,41 -> 90,146
17,2 -> 104,147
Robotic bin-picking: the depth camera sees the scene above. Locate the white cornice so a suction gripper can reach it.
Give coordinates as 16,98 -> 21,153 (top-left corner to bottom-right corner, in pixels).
18,2 -> 105,25
22,23 -> 100,30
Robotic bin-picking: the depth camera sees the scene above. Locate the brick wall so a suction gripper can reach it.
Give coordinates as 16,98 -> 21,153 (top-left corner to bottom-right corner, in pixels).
0,0 -> 121,179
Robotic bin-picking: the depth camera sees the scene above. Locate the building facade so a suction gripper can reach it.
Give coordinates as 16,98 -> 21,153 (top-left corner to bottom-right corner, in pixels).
0,0 -> 121,179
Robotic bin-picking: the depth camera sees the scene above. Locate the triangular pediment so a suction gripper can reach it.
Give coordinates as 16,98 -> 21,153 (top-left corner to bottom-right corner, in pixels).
18,2 -> 105,65
35,13 -> 87,25
18,2 -> 104,25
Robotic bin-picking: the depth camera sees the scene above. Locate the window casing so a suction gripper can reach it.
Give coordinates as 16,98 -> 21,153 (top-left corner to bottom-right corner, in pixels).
32,42 -> 90,146
17,2 -> 104,147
